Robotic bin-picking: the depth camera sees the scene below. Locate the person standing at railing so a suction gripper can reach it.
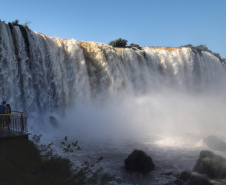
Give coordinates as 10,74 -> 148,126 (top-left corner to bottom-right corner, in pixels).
6,104 -> 11,131
0,101 -> 7,131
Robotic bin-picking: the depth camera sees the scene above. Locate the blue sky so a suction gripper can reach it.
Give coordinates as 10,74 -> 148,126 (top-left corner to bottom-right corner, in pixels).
1,0 -> 226,58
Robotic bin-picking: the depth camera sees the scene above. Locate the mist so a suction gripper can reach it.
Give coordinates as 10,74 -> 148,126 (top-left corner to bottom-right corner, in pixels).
1,20 -> 226,147
52,89 -> 226,144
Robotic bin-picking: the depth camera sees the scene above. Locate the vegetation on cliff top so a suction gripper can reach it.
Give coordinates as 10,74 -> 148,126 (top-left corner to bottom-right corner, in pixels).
10,19 -> 31,30
108,38 -> 142,50
0,20 -> 225,61
108,39 -> 225,62
108,38 -> 128,48
0,19 -> 31,30
181,44 -> 226,62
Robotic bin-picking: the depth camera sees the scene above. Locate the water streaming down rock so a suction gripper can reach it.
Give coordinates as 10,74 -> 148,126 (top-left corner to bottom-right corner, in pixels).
0,20 -> 226,120
2,20 -> 226,184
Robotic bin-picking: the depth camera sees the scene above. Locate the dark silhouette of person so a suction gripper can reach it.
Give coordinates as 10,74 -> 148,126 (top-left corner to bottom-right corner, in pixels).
0,101 -> 7,131
6,104 -> 11,131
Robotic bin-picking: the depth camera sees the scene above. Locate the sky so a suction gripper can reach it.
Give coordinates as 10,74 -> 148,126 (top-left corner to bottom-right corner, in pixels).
0,0 -> 226,58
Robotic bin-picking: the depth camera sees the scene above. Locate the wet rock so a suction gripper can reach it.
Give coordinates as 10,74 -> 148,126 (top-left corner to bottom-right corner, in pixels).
187,175 -> 213,185
162,171 -> 174,176
178,171 -> 213,185
204,135 -> 226,151
49,116 -> 58,127
124,149 -> 155,174
173,179 -> 184,185
193,150 -> 226,178
180,170 -> 192,181
100,173 -> 121,184
164,179 -> 184,185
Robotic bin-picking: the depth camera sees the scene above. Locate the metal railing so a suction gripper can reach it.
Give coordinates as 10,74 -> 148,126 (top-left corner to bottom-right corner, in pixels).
0,111 -> 28,133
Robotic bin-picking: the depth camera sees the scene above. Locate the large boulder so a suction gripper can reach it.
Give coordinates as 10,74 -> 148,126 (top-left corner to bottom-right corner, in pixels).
193,150 -> 226,178
124,150 -> 155,173
204,136 -> 226,151
175,171 -> 214,185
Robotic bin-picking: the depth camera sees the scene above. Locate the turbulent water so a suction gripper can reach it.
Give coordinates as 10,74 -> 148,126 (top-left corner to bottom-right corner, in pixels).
1,21 -> 226,184
1,21 -> 226,114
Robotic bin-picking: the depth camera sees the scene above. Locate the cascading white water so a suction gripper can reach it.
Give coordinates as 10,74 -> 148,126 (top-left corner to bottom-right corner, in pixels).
1,20 -> 226,135
1,21 -> 226,111
1,20 -> 226,184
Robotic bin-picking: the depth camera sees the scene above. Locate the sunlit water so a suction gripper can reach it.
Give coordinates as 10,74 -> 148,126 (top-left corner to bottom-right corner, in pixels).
35,92 -> 226,184
42,132 -> 226,185
1,21 -> 226,184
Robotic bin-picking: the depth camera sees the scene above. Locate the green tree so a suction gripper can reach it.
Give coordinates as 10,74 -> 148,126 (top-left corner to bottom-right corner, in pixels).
196,44 -> 208,51
109,38 -> 128,47
181,44 -> 193,48
61,136 -> 81,159
129,43 -> 141,50
9,19 -> 31,30
11,19 -> 20,26
181,44 -> 225,63
23,20 -> 31,30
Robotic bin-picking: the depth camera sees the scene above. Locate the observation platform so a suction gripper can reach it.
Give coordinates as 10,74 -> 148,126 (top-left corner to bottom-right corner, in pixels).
0,111 -> 29,140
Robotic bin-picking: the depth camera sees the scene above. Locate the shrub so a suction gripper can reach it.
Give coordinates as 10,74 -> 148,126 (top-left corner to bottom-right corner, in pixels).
181,44 -> 225,62
180,44 -> 194,48
0,138 -> 72,185
11,19 -> 20,26
32,135 -> 105,185
129,43 -> 141,50
8,19 -> 31,30
23,20 -> 31,30
109,38 -> 128,47
196,45 -> 208,51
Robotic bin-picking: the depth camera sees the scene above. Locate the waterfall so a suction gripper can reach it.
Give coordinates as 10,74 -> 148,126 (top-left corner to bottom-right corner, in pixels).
0,21 -> 226,126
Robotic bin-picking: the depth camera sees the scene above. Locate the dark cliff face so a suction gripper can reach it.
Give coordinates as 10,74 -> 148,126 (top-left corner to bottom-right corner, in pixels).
8,22 -> 30,57
7,23 -> 30,105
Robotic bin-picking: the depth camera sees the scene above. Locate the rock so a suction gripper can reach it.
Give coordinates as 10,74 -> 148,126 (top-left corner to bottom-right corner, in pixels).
193,150 -> 226,178
124,149 -> 155,174
100,173 -> 121,184
178,171 -> 213,185
187,175 -> 213,185
173,179 -> 184,185
49,116 -> 58,127
180,171 -> 192,181
162,171 -> 174,176
164,179 -> 183,185
204,135 -> 226,151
